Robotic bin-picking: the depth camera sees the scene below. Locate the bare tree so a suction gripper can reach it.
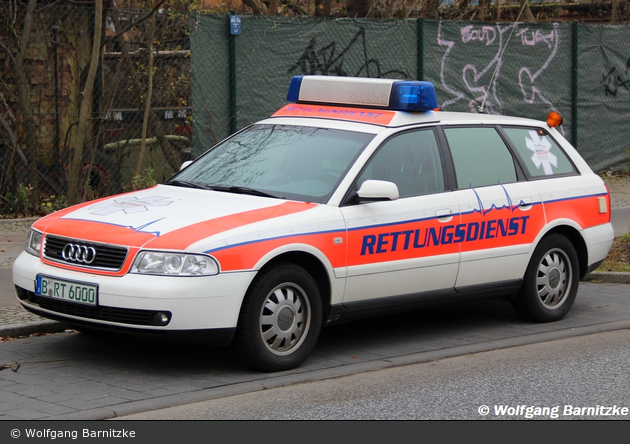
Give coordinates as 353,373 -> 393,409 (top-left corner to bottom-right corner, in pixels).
347,0 -> 373,18
0,0 -> 40,199
66,0 -> 103,205
242,0 -> 269,14
134,14 -> 156,178
520,0 -> 536,22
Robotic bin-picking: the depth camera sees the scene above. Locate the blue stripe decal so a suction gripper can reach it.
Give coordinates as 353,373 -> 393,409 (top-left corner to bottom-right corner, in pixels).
205,227 -> 345,254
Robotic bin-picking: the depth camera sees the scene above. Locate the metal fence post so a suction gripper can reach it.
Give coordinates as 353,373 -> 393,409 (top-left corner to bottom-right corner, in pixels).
417,18 -> 424,80
571,21 -> 579,148
228,13 -> 238,134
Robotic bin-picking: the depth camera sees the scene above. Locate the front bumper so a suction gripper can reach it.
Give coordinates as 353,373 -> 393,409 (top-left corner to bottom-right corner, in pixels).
13,252 -> 256,343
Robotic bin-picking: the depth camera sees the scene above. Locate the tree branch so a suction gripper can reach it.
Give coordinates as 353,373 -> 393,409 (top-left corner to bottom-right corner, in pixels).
101,0 -> 168,48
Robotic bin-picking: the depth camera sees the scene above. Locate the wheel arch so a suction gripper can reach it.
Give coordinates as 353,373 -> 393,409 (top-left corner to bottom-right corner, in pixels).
540,225 -> 588,279
257,251 -> 333,321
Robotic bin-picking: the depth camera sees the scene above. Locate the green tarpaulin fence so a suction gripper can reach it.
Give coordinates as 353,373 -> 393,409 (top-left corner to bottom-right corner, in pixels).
191,15 -> 630,173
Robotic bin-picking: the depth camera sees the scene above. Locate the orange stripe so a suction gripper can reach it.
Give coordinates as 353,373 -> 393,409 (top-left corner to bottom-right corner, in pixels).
32,198 -> 108,232
544,195 -> 610,229
273,104 -> 396,125
40,219 -> 157,246
36,200 -> 315,276
213,231 -> 345,271
40,247 -> 141,277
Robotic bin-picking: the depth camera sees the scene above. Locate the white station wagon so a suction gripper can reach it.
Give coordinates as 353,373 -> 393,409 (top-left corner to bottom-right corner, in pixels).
13,76 -> 614,372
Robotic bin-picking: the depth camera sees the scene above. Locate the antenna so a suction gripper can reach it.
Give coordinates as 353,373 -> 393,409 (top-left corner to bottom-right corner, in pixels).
478,1 -> 529,113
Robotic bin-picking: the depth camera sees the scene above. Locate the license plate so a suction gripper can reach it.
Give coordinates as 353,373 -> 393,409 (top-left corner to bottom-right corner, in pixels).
35,275 -> 98,306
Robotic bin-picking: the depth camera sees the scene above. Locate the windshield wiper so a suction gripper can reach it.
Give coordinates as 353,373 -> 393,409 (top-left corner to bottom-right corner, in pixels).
166,180 -> 213,190
209,185 -> 281,199
166,181 -> 281,198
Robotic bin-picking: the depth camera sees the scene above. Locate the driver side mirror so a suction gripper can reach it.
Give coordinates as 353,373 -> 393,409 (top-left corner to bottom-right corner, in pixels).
357,180 -> 399,201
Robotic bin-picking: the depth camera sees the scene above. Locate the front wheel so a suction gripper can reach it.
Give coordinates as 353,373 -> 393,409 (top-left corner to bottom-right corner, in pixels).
512,233 -> 580,323
234,262 -> 323,372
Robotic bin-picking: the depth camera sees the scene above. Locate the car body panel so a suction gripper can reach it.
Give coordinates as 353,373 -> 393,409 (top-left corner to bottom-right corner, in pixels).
13,79 -> 614,357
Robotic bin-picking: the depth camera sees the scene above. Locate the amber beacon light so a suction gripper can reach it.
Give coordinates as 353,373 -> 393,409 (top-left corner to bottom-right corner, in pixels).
546,111 -> 563,127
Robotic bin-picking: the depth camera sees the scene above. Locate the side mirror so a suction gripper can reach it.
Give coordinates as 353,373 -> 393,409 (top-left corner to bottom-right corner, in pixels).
180,160 -> 193,171
357,180 -> 399,201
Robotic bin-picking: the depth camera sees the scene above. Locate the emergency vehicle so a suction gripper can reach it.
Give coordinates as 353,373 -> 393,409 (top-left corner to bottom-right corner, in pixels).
13,76 -> 614,372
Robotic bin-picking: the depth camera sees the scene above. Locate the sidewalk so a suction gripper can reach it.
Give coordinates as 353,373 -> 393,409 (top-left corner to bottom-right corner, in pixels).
2,175 -> 630,339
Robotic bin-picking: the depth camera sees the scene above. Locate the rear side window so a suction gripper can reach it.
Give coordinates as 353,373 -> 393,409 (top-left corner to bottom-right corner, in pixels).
502,127 -> 576,178
444,127 -> 517,189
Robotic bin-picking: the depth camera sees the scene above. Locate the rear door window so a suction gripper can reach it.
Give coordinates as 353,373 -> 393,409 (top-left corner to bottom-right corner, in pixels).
443,127 -> 517,189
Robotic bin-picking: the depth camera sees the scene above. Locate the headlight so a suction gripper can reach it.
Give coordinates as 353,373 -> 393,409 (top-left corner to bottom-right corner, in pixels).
25,229 -> 43,257
131,251 -> 219,276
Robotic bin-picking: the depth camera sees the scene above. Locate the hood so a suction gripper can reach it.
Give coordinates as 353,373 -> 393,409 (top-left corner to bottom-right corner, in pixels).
34,185 -> 316,250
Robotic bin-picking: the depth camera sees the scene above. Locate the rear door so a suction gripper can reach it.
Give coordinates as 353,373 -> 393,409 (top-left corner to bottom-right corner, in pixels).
441,126 -> 545,289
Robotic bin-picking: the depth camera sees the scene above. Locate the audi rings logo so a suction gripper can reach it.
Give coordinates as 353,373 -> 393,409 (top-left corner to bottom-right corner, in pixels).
62,243 -> 97,264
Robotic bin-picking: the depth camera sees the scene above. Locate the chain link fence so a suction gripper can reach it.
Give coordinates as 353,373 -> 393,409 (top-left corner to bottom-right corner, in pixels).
1,2 -> 191,216
2,2 -> 630,218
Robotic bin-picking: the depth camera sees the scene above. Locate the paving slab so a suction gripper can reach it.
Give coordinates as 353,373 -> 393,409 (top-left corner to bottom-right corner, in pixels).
0,281 -> 628,421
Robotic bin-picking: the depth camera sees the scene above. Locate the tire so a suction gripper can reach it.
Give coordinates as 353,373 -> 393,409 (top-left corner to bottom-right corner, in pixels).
79,149 -> 122,199
63,148 -> 122,201
512,233 -> 580,323
235,262 -> 323,372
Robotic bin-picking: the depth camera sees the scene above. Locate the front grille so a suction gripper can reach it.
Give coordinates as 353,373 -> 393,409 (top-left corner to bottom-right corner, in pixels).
43,235 -> 128,271
34,295 -> 162,326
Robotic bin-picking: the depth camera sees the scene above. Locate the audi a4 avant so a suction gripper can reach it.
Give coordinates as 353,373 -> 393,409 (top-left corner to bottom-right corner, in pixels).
13,76 -> 614,371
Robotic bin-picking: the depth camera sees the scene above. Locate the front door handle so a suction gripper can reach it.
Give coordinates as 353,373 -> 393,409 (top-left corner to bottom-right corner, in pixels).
435,209 -> 453,222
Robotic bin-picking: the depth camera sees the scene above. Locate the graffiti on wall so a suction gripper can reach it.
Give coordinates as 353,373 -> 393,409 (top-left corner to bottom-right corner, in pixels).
437,22 -> 561,118
288,28 -> 410,79
601,57 -> 630,96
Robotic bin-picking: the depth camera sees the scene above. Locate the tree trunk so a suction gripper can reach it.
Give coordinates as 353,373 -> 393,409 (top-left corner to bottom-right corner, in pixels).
347,0 -> 373,18
11,0 -> 39,196
110,15 -> 180,173
67,0 -> 103,205
425,0 -> 440,19
478,0 -> 487,21
519,0 -> 536,22
134,16 -> 156,178
241,0 -> 269,14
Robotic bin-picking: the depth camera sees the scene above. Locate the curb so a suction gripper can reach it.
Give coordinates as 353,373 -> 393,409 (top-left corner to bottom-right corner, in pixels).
0,319 -> 68,338
583,271 -> 630,284
0,217 -> 37,230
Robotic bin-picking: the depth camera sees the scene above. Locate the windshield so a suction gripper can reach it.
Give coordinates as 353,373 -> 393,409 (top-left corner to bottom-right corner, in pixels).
168,124 -> 374,203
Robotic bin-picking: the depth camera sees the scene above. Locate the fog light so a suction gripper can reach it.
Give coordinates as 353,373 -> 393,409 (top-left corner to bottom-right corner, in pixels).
152,312 -> 171,326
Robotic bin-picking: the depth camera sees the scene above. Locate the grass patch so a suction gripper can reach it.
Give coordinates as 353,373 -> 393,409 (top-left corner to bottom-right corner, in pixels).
599,233 -> 630,272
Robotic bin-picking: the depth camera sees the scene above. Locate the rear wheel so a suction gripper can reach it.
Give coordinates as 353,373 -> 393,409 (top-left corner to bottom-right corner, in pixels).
235,262 -> 322,372
512,233 -> 580,322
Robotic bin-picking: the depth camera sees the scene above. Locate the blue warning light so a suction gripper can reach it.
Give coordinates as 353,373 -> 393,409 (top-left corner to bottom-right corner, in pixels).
286,76 -> 438,112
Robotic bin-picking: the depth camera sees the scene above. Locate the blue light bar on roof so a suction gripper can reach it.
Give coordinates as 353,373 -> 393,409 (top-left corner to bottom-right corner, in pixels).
286,75 -> 438,112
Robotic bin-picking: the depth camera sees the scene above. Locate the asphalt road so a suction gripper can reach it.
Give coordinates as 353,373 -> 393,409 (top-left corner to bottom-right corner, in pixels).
115,329 -> 630,420
1,280 -> 629,420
